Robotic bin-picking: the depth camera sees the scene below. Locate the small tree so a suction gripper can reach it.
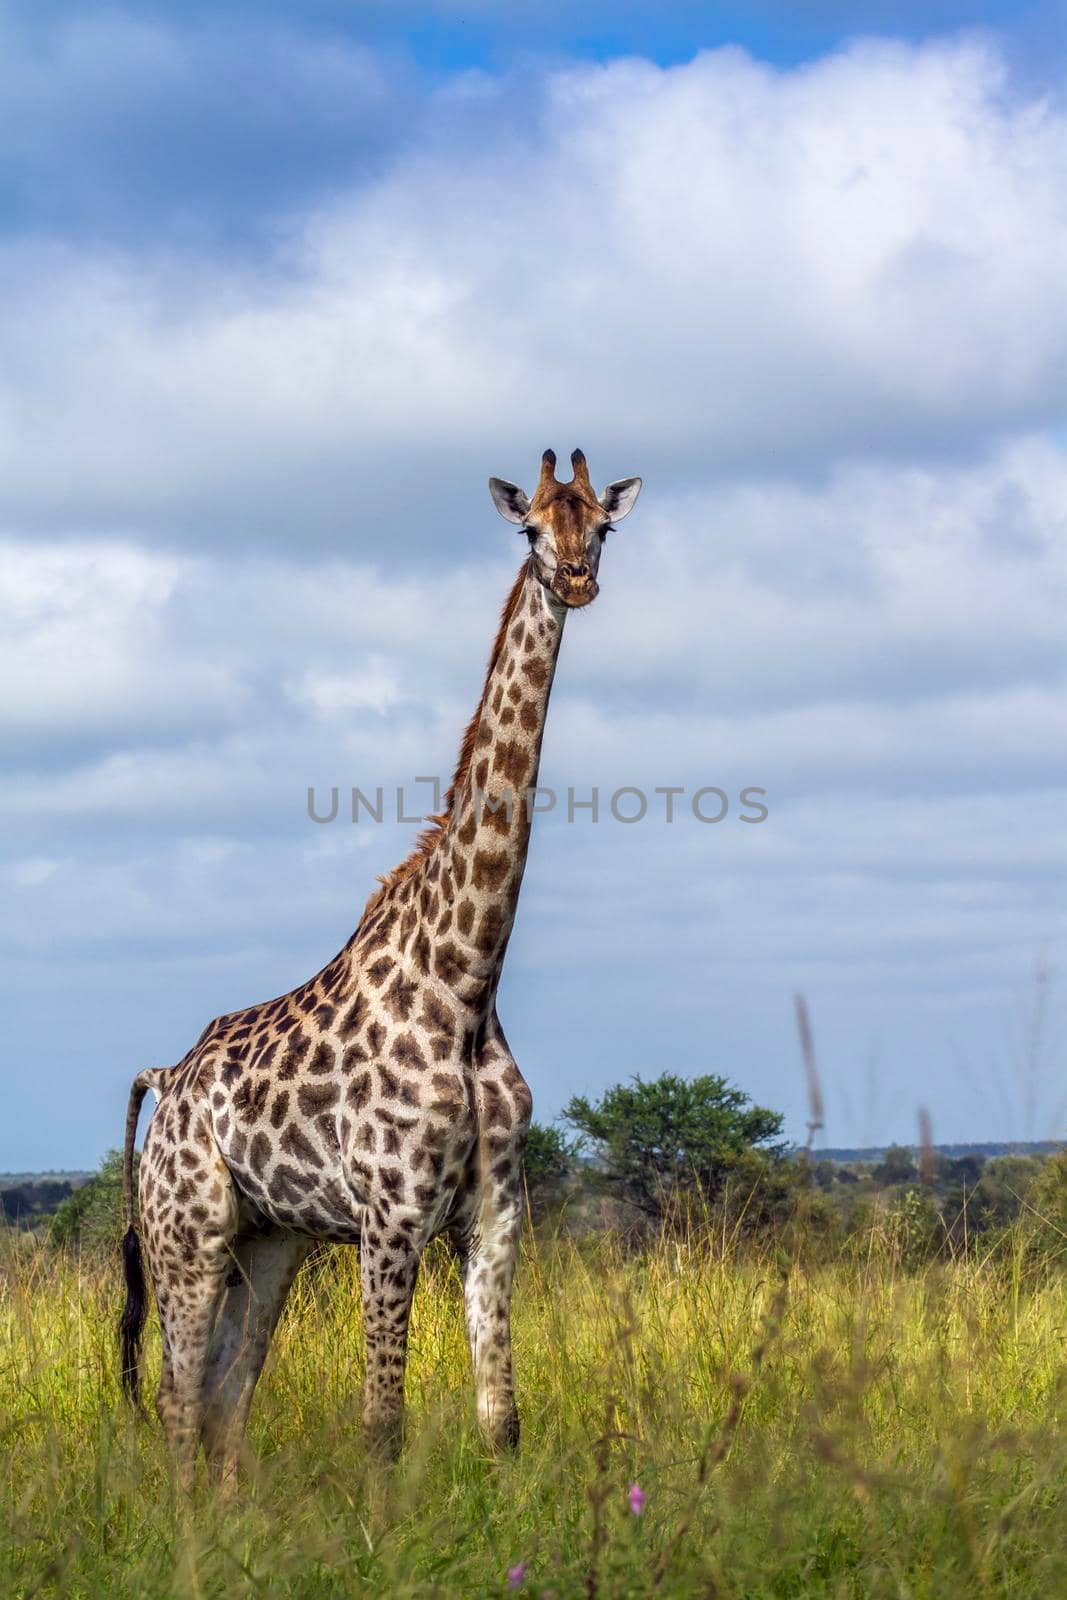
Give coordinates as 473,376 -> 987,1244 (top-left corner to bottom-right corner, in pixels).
50,1151 -> 128,1253
1,1186 -> 32,1226
522,1122 -> 575,1219
873,1145 -> 918,1186
969,1155 -> 1041,1231
1,1179 -> 74,1228
885,1186 -> 944,1270
1027,1149 -> 1067,1256
562,1072 -> 785,1227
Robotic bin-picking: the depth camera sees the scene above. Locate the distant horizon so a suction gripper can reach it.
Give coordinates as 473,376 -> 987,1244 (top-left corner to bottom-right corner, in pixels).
4,1137 -> 1064,1187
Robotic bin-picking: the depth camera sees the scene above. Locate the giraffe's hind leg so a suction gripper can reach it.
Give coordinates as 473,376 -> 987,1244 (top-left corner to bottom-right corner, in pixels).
140,1096 -> 240,1493
151,1242 -> 235,1493
200,1225 -> 311,1493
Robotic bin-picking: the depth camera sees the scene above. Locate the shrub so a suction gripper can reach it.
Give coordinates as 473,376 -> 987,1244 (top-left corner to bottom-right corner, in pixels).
1026,1147 -> 1067,1258
562,1072 -> 785,1230
522,1122 -> 575,1218
49,1151 -> 127,1254
873,1144 -> 917,1186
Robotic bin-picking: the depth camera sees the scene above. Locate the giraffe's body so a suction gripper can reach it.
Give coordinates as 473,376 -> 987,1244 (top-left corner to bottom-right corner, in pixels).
120,449 -> 641,1488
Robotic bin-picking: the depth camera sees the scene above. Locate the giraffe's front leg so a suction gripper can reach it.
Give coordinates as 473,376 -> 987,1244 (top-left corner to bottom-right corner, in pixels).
459,1193 -> 524,1452
460,1019 -> 532,1454
359,1205 -> 423,1458
140,1096 -> 239,1495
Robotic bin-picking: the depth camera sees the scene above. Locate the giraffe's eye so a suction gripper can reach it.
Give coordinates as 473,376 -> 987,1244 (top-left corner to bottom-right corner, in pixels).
598,523 -> 615,541
523,526 -> 538,542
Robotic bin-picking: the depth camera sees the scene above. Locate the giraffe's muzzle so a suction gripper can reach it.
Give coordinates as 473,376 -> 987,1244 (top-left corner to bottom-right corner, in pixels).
552,561 -> 599,608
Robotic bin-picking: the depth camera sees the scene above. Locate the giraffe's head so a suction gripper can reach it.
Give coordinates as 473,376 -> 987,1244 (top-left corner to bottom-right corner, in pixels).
488,448 -> 642,609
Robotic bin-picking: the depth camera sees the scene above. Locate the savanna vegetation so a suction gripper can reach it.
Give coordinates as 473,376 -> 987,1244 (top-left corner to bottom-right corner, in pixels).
0,1175 -> 81,1231
2,1070 -> 1065,1597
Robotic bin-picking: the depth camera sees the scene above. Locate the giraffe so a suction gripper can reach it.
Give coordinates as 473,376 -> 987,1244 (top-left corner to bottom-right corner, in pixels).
118,447 -> 642,1490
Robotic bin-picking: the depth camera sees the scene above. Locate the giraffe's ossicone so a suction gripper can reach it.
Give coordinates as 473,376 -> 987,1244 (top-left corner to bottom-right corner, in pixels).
118,448 -> 642,1490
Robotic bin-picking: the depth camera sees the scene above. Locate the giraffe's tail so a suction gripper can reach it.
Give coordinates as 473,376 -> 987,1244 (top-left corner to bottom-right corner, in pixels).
119,1067 -> 164,1406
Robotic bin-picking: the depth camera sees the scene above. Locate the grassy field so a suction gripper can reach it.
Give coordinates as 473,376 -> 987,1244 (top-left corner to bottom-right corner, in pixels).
1,1224 -> 1065,1599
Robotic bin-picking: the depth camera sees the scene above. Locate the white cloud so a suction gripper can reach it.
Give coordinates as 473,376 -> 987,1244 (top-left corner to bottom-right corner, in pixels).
2,440 -> 1063,983
1,39 -> 1066,539
6,433 -> 1062,769
0,539 -> 246,741
4,856 -> 63,889
569,434 -> 1067,718
286,661 -> 405,717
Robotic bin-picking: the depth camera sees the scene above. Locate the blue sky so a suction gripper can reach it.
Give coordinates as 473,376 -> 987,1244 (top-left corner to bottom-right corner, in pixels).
1,1 -> 1065,1169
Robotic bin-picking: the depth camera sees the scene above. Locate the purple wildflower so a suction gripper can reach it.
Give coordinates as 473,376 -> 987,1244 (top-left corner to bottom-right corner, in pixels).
507,1562 -> 528,1590
629,1482 -> 646,1517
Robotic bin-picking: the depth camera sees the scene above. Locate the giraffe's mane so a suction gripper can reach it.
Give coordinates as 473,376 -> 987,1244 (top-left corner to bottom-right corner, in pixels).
361,556 -> 533,914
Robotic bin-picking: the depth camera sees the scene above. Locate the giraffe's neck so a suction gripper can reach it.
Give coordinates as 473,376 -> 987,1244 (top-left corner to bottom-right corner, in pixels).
430,560 -> 566,1004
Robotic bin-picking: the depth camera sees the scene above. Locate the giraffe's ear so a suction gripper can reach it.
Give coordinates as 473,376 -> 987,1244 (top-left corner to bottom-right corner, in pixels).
599,477 -> 642,522
489,478 -> 531,525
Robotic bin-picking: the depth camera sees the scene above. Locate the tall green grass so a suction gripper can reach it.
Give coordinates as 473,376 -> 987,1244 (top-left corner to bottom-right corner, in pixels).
2,1224 -> 1064,1597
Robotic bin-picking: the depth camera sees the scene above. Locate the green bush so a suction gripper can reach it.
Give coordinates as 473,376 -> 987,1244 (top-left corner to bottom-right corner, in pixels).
1026,1147 -> 1067,1258
562,1071 -> 785,1229
874,1144 -> 918,1186
521,1121 -> 574,1217
49,1150 -> 128,1254
969,1155 -> 1043,1232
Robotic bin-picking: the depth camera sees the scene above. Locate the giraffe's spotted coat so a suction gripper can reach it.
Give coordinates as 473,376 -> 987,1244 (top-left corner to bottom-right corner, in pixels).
120,449 -> 641,1490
